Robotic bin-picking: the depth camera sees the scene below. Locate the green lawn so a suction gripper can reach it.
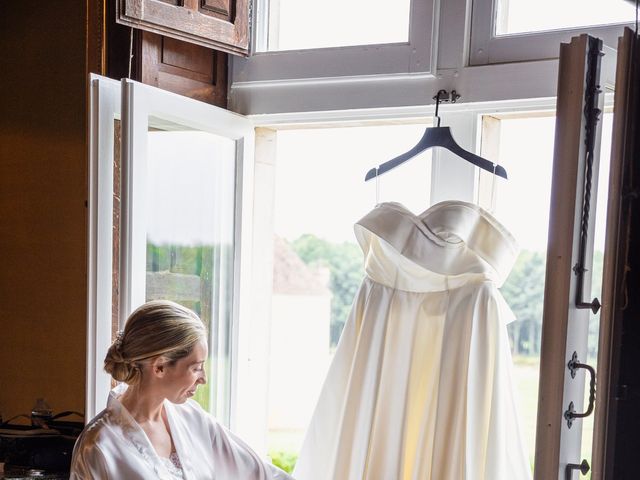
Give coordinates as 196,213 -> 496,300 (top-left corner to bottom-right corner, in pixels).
512,356 -> 594,478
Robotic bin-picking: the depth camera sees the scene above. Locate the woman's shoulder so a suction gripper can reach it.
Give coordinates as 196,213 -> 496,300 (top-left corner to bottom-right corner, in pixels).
74,407 -> 124,452
71,411 -> 112,465
70,412 -> 114,479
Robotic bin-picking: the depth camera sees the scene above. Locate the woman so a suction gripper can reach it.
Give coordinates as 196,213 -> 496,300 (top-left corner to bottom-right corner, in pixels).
71,300 -> 293,479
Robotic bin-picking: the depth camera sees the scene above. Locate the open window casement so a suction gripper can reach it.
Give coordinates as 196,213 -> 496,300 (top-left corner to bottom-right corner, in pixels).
533,34 -> 617,480
87,75 -> 267,450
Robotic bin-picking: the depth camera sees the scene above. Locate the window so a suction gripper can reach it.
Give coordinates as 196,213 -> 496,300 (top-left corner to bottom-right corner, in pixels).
87,75 -> 122,420
479,115 -> 557,470
91,70 -> 616,476
476,109 -> 613,473
144,129 -> 236,421
93,1 -> 626,474
494,0 -> 635,36
470,0 -> 634,64
262,0 -> 411,51
258,104 -> 612,474
265,123 -> 432,472
232,0 -> 437,85
88,77 -> 256,433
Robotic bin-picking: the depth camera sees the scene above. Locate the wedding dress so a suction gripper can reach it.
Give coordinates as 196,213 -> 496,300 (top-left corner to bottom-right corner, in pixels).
293,201 -> 532,480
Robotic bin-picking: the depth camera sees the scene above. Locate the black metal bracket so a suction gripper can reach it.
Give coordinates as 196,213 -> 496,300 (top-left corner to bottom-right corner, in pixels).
574,36 -> 604,314
432,89 -> 460,127
565,459 -> 590,480
564,351 -> 596,428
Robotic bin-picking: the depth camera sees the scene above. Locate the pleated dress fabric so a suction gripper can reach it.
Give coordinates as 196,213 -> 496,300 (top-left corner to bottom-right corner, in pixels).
293,201 -> 532,480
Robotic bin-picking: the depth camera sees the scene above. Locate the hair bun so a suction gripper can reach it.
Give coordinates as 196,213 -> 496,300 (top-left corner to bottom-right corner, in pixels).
104,342 -> 138,384
102,300 -> 206,386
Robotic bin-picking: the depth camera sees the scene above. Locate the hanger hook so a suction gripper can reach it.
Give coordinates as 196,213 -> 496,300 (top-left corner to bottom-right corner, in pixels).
432,89 -> 460,128
432,89 -> 448,127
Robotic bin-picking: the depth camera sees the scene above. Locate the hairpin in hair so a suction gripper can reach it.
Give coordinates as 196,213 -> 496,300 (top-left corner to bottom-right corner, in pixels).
114,330 -> 125,350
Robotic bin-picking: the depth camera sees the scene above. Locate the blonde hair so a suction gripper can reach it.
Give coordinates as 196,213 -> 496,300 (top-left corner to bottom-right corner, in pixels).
104,300 -> 207,385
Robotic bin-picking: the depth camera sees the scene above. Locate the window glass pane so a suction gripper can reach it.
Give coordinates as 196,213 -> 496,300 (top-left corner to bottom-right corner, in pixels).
495,0 -> 635,35
485,113 -> 610,471
267,124 -> 431,473
264,0 -> 410,51
487,116 -> 556,473
145,129 -> 236,424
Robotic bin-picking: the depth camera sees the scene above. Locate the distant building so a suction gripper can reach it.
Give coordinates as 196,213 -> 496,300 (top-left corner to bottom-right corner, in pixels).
268,236 -> 332,432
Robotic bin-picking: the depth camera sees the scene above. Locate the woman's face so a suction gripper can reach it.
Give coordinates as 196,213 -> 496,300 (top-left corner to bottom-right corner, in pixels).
162,338 -> 208,404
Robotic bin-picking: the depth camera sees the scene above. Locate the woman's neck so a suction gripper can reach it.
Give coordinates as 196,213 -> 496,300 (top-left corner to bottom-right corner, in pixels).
119,384 -> 165,423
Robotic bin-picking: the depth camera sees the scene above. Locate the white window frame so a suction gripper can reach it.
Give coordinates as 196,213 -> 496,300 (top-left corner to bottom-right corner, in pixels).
89,16 -> 622,474
230,0 -> 623,116
469,0 -> 634,65
246,80 -> 614,469
234,0 -> 438,82
120,79 -> 256,432
88,77 -> 267,450
87,74 -> 121,420
229,0 -> 445,115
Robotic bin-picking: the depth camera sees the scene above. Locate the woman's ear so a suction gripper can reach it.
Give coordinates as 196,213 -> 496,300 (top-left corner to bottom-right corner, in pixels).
150,356 -> 168,377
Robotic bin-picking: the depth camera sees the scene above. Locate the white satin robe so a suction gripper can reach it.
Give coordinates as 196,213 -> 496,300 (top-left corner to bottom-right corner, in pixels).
70,384 -> 293,480
293,201 -> 532,480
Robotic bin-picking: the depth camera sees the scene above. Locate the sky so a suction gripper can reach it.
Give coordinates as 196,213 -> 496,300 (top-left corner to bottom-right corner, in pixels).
272,124 -> 433,242
267,0 -> 622,251
268,0 -> 635,51
499,0 -> 636,35
146,131 -> 236,246
140,114 -> 613,255
273,114 -> 614,252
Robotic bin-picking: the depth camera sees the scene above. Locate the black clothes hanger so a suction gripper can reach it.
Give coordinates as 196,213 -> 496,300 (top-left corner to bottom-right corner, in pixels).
365,90 -> 508,181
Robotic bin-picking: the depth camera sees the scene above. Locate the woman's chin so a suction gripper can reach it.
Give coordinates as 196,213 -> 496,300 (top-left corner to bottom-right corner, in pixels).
169,391 -> 195,404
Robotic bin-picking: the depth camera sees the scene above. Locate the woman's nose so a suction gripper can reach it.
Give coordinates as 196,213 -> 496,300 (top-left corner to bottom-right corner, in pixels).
198,369 -> 207,385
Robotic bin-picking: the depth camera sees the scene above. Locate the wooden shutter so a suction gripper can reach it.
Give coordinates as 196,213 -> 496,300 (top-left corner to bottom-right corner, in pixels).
117,0 -> 249,56
140,31 -> 228,107
595,27 -> 640,480
534,34 -> 606,480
